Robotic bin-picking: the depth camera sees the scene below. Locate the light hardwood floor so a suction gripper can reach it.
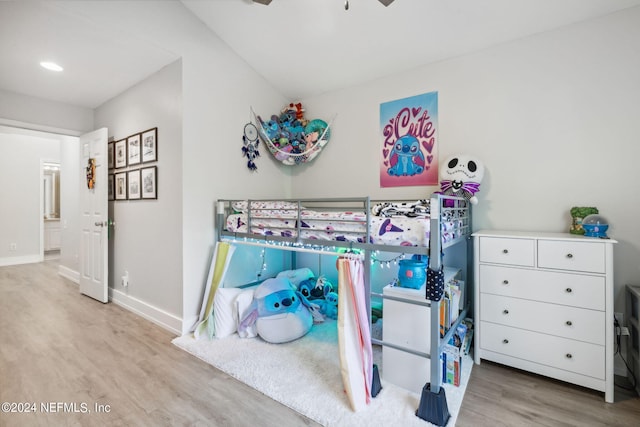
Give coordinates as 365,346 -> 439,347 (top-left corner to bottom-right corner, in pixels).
1,261 -> 638,426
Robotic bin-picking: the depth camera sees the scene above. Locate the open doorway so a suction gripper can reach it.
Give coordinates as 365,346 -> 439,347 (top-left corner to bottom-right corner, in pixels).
43,161 -> 61,260
0,124 -> 79,276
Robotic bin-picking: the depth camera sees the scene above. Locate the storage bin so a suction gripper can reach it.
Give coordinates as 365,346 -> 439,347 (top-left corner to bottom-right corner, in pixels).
398,259 -> 426,289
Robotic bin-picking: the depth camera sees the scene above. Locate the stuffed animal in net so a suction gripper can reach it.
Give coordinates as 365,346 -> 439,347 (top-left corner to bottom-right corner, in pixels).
439,154 -> 485,205
237,277 -> 323,344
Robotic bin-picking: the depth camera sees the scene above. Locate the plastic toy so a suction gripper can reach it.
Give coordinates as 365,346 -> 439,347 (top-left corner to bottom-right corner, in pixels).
238,277 -> 323,344
439,154 -> 485,205
582,214 -> 609,238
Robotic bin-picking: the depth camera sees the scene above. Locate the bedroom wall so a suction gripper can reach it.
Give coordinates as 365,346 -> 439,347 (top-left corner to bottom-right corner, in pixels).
294,7 -> 640,313
94,60 -> 184,332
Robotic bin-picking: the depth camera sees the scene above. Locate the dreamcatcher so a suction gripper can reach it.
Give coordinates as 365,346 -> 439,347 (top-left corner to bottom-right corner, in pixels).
242,122 -> 260,171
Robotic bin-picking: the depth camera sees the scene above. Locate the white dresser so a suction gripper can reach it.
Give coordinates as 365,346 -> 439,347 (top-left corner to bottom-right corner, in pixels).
473,230 -> 616,402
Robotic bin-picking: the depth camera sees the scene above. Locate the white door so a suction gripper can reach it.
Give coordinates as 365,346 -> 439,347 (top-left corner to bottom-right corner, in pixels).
79,128 -> 109,303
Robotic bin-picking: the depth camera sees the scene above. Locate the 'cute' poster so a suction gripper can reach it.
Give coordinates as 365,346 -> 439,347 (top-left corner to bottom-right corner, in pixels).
379,91 -> 438,188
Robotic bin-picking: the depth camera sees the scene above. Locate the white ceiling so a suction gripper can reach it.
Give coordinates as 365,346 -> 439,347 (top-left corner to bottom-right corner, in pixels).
2,0 -> 640,109
0,1 -> 180,109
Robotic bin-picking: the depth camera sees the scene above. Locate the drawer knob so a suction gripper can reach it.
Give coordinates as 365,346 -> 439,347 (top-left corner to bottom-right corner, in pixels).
502,280 -> 509,285
502,249 -> 509,254
566,353 -> 573,359
565,287 -> 573,293
566,253 -> 573,259
503,309 -> 509,315
566,320 -> 573,326
503,339 -> 509,344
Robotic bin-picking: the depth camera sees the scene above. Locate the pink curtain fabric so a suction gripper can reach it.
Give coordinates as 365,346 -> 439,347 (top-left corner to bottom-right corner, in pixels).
337,258 -> 373,411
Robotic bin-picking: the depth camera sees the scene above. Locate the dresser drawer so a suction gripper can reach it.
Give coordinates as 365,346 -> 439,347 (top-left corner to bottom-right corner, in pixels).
480,322 -> 605,379
480,294 -> 605,344
538,240 -> 605,273
479,264 -> 605,311
479,237 -> 535,267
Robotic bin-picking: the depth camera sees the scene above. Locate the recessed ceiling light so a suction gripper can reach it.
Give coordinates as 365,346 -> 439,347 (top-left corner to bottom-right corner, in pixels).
40,61 -> 64,72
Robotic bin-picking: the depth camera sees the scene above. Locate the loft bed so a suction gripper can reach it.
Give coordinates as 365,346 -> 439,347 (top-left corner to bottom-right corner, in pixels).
215,193 -> 472,424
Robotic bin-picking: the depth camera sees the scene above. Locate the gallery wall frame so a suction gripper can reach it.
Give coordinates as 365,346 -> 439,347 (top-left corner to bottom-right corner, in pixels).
141,127 -> 158,163
114,171 -> 127,200
114,139 -> 127,169
127,133 -> 141,166
108,174 -> 114,201
108,142 -> 115,169
141,166 -> 157,200
128,169 -> 141,200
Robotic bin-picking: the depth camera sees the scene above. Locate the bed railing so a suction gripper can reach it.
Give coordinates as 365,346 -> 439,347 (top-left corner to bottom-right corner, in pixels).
216,195 -> 469,253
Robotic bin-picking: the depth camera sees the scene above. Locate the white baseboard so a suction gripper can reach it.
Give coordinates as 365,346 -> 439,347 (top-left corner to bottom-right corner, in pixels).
109,287 -> 182,335
58,265 -> 79,283
0,254 -> 42,267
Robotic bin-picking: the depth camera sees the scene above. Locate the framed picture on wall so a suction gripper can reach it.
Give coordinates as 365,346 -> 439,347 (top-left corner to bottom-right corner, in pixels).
108,142 -> 115,169
127,169 -> 141,200
108,174 -> 114,201
141,127 -> 158,163
114,171 -> 127,200
141,166 -> 157,199
115,139 -> 127,169
127,133 -> 141,165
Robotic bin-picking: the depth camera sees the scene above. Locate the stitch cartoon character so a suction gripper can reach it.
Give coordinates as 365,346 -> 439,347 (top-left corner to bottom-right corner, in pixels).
387,135 -> 425,176
238,277 -> 323,343
439,154 -> 485,205
298,276 -> 334,301
320,291 -> 338,319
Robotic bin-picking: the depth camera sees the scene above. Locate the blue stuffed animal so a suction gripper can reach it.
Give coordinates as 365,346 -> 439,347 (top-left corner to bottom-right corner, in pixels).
321,291 -> 338,319
238,277 -> 323,344
298,276 -> 334,301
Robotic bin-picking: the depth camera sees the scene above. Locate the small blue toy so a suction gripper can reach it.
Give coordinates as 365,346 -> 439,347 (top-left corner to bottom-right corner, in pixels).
298,276 -> 334,301
320,291 -> 338,319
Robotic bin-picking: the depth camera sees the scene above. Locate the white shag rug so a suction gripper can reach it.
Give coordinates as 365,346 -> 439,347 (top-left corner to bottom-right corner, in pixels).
172,319 -> 471,427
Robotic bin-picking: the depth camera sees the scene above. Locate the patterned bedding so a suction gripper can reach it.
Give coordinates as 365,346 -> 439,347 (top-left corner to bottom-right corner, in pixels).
224,200 -> 463,247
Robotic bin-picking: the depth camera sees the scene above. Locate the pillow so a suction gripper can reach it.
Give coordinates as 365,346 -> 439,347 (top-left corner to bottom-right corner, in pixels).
236,288 -> 258,338
231,200 -> 303,214
213,288 -> 243,338
371,200 -> 430,218
276,268 -> 314,287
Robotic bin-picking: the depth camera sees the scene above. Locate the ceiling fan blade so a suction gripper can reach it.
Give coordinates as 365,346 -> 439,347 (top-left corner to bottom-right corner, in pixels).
378,0 -> 395,6
253,0 -> 273,5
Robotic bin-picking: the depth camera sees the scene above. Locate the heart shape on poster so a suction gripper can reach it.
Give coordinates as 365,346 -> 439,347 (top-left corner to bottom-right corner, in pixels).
422,140 -> 434,153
